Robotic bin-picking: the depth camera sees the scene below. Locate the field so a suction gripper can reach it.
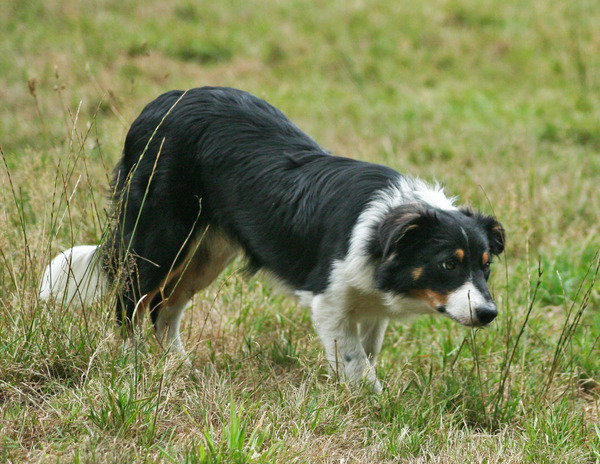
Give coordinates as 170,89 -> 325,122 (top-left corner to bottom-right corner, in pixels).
1,0 -> 600,462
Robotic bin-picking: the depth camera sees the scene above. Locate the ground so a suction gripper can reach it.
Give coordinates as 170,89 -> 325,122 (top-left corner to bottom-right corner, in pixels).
1,0 -> 599,462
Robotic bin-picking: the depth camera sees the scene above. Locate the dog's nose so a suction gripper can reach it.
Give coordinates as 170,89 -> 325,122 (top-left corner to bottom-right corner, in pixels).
476,304 -> 497,325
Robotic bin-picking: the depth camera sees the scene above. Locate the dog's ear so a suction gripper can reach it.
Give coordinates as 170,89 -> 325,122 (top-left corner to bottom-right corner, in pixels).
460,206 -> 506,256
378,204 -> 436,259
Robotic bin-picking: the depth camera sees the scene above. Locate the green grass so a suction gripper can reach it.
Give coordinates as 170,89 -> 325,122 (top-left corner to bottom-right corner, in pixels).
2,0 -> 600,461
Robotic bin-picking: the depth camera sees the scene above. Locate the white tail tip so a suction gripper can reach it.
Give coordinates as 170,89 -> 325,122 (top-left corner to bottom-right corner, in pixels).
40,245 -> 107,306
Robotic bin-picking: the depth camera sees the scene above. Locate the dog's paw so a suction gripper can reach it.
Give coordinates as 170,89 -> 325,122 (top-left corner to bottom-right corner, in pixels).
371,378 -> 383,394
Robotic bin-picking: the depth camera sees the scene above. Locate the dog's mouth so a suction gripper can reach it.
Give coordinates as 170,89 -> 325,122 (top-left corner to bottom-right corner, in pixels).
436,304 -> 492,328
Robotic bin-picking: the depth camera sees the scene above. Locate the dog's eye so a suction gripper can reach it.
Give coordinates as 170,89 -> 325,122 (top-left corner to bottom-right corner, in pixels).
441,259 -> 457,271
483,261 -> 491,272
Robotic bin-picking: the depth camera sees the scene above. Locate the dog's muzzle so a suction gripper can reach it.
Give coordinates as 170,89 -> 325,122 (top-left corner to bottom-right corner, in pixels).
475,302 -> 497,325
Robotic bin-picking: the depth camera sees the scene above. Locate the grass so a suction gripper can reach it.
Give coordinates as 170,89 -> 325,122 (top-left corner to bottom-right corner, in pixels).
1,0 -> 600,461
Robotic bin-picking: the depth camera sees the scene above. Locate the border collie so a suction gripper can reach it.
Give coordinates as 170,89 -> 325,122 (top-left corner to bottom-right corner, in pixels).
40,87 -> 505,392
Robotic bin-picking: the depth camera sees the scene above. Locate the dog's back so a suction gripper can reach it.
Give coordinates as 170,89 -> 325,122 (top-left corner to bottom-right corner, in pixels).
109,87 -> 399,293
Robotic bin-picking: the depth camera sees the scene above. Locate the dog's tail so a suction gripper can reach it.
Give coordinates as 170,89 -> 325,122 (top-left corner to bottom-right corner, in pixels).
40,245 -> 108,306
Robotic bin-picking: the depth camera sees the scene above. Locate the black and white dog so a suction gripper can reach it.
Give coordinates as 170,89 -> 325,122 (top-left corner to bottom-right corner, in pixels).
40,87 -> 505,392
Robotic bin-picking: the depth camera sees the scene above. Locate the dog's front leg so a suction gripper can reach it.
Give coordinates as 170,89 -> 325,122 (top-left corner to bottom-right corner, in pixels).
311,295 -> 382,393
359,318 -> 389,367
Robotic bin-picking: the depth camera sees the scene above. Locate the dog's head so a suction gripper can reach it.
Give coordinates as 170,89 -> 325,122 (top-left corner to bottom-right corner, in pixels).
373,204 -> 505,326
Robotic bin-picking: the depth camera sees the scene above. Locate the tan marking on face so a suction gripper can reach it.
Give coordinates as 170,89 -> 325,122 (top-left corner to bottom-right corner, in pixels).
454,249 -> 465,261
411,289 -> 449,309
412,267 -> 423,281
482,252 -> 490,266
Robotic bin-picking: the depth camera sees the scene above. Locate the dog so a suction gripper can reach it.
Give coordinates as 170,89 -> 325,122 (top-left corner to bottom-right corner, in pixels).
40,86 -> 505,392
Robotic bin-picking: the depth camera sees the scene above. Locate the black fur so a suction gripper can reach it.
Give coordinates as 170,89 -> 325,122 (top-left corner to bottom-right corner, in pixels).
104,87 -> 401,326
42,86 -> 506,390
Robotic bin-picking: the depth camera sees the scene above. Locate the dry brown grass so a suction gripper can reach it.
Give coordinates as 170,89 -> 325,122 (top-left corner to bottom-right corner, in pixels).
2,0 -> 600,462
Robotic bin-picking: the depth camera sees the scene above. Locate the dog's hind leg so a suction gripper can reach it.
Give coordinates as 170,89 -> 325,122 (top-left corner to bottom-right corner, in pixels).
107,218 -> 199,345
150,233 -> 237,357
151,290 -> 189,355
